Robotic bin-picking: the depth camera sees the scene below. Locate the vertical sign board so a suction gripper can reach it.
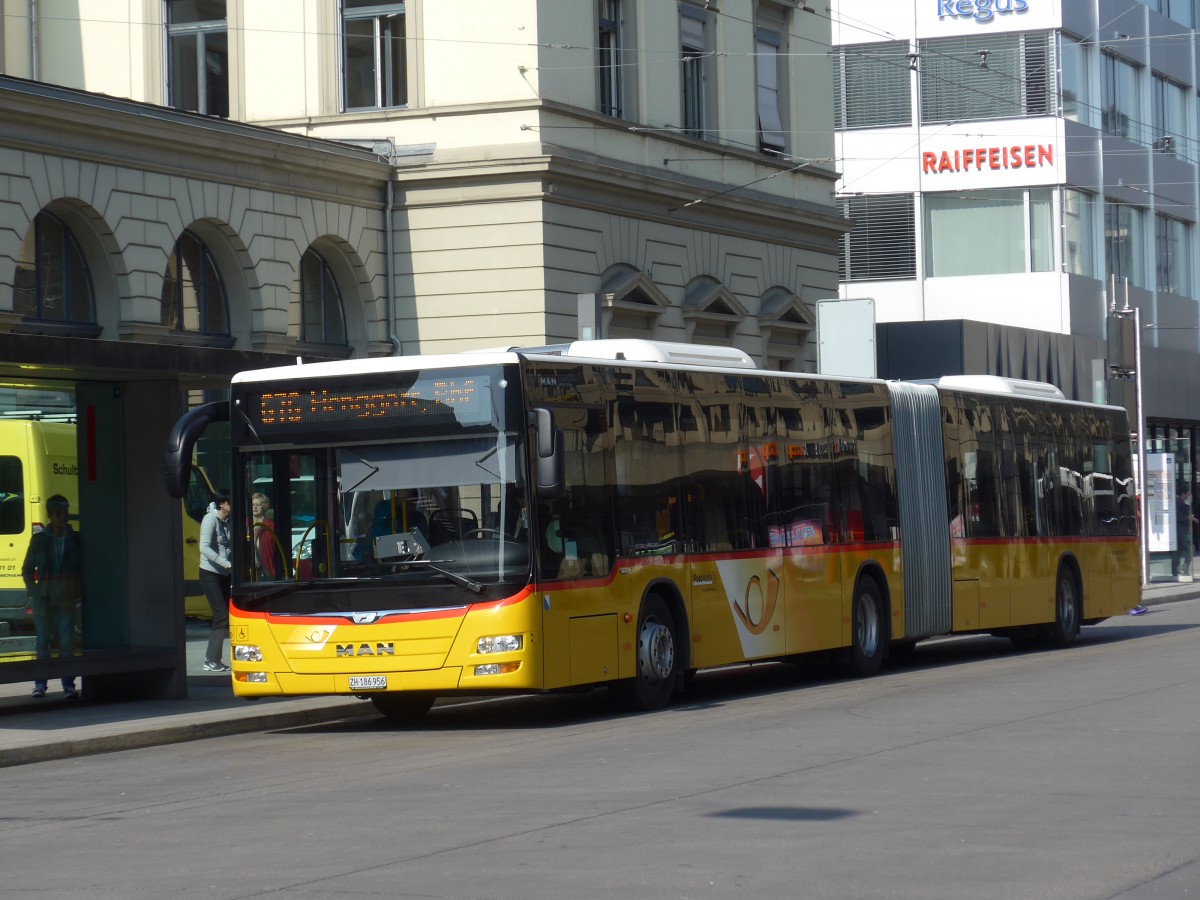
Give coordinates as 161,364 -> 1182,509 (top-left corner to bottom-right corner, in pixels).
817,298 -> 876,378
1145,452 -> 1175,553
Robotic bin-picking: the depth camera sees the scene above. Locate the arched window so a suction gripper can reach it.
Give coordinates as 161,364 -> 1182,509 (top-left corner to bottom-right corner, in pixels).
161,230 -> 229,335
299,248 -> 346,345
13,211 -> 96,324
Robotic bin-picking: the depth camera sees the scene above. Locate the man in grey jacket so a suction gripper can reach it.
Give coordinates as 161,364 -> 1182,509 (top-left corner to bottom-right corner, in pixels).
199,488 -> 233,672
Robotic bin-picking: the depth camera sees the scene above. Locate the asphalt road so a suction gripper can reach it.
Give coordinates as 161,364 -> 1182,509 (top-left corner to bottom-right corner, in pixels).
2,600 -> 1198,900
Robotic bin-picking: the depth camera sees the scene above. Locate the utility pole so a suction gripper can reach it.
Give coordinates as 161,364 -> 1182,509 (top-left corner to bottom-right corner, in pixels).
1108,277 -> 1147,585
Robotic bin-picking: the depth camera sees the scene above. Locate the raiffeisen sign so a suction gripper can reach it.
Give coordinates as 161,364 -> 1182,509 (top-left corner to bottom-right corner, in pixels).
922,143 -> 1053,174
938,0 -> 1029,22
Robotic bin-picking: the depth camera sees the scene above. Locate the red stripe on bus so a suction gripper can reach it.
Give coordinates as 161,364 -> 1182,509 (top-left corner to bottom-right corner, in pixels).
232,586 -> 534,625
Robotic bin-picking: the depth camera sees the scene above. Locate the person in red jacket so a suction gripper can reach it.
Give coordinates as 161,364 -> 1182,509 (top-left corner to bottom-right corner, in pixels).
250,492 -> 280,579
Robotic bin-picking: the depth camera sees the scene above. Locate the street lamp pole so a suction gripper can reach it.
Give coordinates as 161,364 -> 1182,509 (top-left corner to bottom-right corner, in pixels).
1109,278 -> 1148,585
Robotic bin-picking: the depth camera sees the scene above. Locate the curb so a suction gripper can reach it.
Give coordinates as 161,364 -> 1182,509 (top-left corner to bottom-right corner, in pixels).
0,699 -> 377,769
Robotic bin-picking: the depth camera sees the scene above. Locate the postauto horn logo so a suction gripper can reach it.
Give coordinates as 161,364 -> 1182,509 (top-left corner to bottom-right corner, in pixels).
938,0 -> 1029,22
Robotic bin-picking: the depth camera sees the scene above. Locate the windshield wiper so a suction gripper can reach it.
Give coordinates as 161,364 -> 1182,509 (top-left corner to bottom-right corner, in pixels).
402,559 -> 484,594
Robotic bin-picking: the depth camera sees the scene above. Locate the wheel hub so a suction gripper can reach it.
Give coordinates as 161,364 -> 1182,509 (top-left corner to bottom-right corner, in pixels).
638,619 -> 675,685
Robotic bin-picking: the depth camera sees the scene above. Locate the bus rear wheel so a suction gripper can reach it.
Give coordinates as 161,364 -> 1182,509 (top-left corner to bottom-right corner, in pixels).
850,579 -> 885,677
617,595 -> 678,711
1050,568 -> 1080,648
370,692 -> 435,721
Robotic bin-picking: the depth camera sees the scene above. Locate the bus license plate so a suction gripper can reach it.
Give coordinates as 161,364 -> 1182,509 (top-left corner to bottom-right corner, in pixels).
349,676 -> 387,691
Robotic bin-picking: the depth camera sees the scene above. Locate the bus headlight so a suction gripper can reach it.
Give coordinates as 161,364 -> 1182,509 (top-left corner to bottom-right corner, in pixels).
234,672 -> 269,683
477,634 -> 522,654
233,644 -> 263,662
474,662 -> 521,676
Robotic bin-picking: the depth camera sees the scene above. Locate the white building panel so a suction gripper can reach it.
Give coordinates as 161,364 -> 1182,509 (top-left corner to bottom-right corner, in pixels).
841,118 -> 1064,195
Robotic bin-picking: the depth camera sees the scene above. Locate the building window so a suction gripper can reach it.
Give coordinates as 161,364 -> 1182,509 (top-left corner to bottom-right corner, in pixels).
755,24 -> 786,153
1101,52 -> 1140,140
299,249 -> 347,345
920,32 -> 1054,123
161,230 -> 230,335
12,211 -> 95,324
1151,0 -> 1194,27
833,41 -> 911,129
840,194 -> 915,281
1059,34 -> 1092,127
1063,189 -> 1098,279
1152,73 -> 1186,156
598,0 -> 623,117
680,4 -> 710,138
1156,214 -> 1191,296
166,0 -> 229,117
924,189 -> 1054,277
1105,202 -> 1145,289
343,0 -> 406,110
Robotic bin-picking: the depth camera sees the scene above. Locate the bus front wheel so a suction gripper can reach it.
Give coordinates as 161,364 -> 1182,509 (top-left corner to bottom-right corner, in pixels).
618,595 -> 678,711
370,692 -> 435,721
850,579 -> 886,677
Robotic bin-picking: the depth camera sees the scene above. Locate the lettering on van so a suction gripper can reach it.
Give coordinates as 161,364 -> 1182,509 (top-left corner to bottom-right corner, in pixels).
53,462 -> 79,476
336,642 -> 396,657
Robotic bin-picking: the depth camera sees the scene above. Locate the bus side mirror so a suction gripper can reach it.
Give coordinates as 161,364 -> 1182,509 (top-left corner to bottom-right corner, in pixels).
163,400 -> 229,498
531,407 -> 565,499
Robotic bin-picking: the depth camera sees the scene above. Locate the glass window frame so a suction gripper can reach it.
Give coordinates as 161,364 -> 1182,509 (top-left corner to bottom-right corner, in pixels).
1151,72 -> 1187,156
834,40 -> 912,130
598,0 -> 624,118
924,188 -> 1055,278
1059,33 -> 1092,127
342,1 -> 407,111
1101,52 -> 1141,141
161,229 -> 231,336
755,23 -> 786,153
1105,201 -> 1146,289
299,248 -> 348,346
1155,213 -> 1191,297
680,3 -> 710,139
1063,188 -> 1098,279
13,210 -> 97,325
165,0 -> 229,118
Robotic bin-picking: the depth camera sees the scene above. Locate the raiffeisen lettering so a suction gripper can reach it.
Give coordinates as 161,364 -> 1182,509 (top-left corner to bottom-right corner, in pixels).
937,0 -> 1029,22
922,144 -> 1052,173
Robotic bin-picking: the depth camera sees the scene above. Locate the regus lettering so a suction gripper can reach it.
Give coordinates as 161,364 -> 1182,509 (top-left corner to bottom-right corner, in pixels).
937,0 -> 1029,22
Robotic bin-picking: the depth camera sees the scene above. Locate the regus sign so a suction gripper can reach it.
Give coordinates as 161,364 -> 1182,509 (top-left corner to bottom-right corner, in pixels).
938,0 -> 1029,22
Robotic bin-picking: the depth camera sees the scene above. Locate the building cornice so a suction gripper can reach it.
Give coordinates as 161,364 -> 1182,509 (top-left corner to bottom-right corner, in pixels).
0,76 -> 392,204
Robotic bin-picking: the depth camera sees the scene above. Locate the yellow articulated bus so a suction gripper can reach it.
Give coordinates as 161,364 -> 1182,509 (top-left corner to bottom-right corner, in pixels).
162,340 -> 1140,719
0,419 -> 211,641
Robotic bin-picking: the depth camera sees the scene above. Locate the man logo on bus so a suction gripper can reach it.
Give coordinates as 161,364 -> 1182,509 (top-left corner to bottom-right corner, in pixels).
336,642 -> 396,657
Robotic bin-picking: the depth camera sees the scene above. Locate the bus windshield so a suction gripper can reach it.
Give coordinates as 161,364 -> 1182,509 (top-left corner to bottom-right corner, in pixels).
232,365 -> 530,610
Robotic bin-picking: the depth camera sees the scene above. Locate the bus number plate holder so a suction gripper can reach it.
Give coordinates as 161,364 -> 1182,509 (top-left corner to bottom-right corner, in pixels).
349,676 -> 387,691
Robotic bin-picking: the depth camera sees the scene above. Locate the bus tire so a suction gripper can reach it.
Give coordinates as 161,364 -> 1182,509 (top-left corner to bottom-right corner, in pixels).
850,578 -> 885,677
1050,566 -> 1080,648
370,692 -> 435,720
618,594 -> 678,711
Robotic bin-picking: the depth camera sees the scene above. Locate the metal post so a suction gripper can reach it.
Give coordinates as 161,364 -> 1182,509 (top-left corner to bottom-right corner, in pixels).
1132,299 -> 1148,586
1109,276 -> 1149,586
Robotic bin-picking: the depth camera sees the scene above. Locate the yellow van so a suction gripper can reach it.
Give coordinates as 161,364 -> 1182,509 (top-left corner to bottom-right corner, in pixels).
0,419 -> 209,635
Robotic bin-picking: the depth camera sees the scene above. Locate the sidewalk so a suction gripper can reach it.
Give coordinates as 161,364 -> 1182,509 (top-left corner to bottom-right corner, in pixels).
0,622 -> 375,768
3,583 -> 1199,768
